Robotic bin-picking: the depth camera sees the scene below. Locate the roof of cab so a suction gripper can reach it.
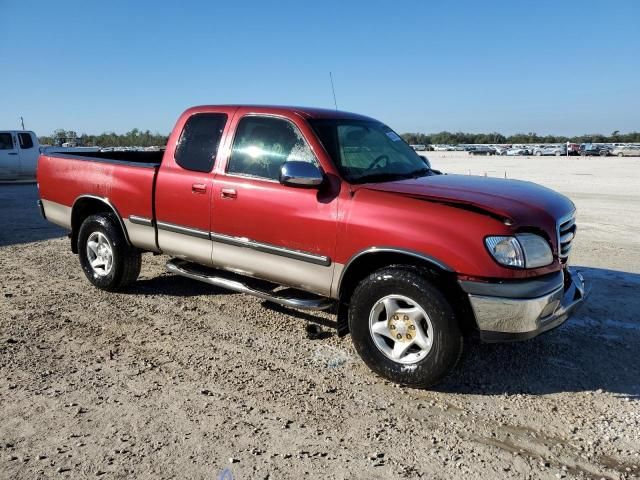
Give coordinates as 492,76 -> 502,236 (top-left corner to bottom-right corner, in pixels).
183,105 -> 377,122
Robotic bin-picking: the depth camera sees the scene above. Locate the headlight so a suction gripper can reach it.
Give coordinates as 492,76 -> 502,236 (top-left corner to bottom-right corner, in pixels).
485,233 -> 553,268
485,236 -> 524,267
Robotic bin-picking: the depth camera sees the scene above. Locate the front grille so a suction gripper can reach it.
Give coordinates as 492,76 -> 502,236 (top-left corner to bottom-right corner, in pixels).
557,213 -> 577,259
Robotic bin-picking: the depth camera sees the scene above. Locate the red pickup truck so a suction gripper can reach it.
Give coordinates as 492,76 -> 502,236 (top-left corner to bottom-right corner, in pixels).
37,105 -> 587,387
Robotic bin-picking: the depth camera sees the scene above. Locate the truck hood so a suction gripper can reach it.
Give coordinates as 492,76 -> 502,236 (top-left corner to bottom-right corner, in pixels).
355,174 -> 575,229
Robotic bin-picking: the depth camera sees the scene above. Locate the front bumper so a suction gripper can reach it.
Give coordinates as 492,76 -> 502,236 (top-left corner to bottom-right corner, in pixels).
460,268 -> 588,342
37,199 -> 46,220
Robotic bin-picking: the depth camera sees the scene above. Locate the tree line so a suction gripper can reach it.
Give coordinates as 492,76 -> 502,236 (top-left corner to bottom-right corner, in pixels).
39,128 -> 640,148
401,130 -> 640,145
39,128 -> 168,147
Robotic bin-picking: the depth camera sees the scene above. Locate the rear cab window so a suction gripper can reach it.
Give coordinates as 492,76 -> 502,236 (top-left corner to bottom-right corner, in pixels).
18,133 -> 34,149
174,113 -> 228,173
226,116 -> 317,181
0,133 -> 14,150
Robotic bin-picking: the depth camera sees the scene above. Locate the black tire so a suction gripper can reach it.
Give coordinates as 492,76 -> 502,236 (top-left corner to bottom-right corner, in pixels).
348,266 -> 463,387
77,213 -> 141,291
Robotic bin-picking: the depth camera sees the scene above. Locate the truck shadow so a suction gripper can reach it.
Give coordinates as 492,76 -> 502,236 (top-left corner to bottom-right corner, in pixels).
0,184 -> 66,247
129,273 -> 230,297
261,302 -> 338,330
130,273 -> 339,331
438,266 -> 640,398
130,265 -> 639,397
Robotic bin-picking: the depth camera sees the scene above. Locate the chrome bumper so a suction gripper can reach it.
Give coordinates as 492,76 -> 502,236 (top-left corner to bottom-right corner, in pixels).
461,268 -> 588,342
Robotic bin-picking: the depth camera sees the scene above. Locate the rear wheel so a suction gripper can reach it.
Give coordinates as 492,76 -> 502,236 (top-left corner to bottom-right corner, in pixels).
348,266 -> 463,387
78,213 -> 141,291
618,153 -> 624,157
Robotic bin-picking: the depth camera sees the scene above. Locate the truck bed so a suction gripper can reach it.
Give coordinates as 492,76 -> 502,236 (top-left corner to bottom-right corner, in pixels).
37,150 -> 159,239
46,149 -> 164,166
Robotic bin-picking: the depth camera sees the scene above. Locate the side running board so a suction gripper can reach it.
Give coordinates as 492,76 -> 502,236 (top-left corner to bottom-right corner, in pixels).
166,258 -> 334,311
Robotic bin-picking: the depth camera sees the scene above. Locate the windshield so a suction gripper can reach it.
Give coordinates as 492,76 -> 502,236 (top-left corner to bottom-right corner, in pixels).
309,119 -> 432,184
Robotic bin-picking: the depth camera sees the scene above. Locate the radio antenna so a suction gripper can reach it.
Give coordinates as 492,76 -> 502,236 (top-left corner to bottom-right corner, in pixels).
329,72 -> 338,110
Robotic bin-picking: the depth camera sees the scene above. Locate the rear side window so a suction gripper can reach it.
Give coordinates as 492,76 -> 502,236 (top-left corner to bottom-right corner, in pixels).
227,116 -> 317,180
18,133 -> 34,149
0,133 -> 13,150
174,113 -> 227,173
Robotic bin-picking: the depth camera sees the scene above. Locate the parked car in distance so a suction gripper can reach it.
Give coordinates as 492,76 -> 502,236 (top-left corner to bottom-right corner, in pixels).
534,145 -> 566,156
37,104 -> 587,388
567,143 -> 581,156
469,145 -> 495,155
524,147 -> 535,155
410,144 -> 427,151
580,144 -> 610,156
611,145 -> 640,157
506,147 -> 529,156
493,146 -> 510,155
0,130 -> 40,181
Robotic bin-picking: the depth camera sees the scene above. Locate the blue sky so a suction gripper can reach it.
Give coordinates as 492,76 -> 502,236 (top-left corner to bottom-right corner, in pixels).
1,0 -> 638,136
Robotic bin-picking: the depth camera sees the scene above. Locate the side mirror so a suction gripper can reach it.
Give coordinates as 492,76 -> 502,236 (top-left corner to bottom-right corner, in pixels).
279,161 -> 324,188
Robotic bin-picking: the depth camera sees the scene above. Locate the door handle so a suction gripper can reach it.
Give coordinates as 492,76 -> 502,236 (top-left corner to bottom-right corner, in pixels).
192,183 -> 207,194
8,152 -> 17,156
221,188 -> 237,199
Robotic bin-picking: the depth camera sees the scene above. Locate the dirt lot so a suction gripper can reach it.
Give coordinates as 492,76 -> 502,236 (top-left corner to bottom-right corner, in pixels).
1,154 -> 639,479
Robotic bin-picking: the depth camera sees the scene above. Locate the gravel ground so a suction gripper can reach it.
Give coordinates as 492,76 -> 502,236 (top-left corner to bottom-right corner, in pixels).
1,155 -> 639,479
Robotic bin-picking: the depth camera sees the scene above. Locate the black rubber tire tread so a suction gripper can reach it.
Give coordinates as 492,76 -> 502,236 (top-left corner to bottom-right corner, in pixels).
348,265 -> 463,388
77,213 -> 141,292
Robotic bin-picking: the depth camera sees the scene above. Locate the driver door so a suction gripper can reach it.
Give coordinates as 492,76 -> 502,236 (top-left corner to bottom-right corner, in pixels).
210,112 -> 339,296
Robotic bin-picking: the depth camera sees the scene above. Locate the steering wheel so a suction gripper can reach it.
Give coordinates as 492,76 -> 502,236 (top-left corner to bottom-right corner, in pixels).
368,154 -> 389,170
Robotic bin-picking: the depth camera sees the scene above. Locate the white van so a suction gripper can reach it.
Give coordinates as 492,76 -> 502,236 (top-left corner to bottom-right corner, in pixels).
0,131 -> 40,181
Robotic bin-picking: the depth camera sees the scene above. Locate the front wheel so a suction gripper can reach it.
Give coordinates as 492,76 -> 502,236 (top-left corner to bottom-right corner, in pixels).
348,266 -> 463,387
78,213 -> 141,291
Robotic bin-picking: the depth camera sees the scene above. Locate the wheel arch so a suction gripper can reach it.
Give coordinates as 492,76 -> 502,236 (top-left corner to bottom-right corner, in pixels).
70,195 -> 130,253
337,248 -> 451,295
335,248 -> 475,337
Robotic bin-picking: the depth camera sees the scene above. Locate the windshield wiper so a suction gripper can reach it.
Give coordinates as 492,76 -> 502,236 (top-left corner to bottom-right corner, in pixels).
407,167 -> 431,178
349,166 -> 432,184
349,172 -> 413,184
